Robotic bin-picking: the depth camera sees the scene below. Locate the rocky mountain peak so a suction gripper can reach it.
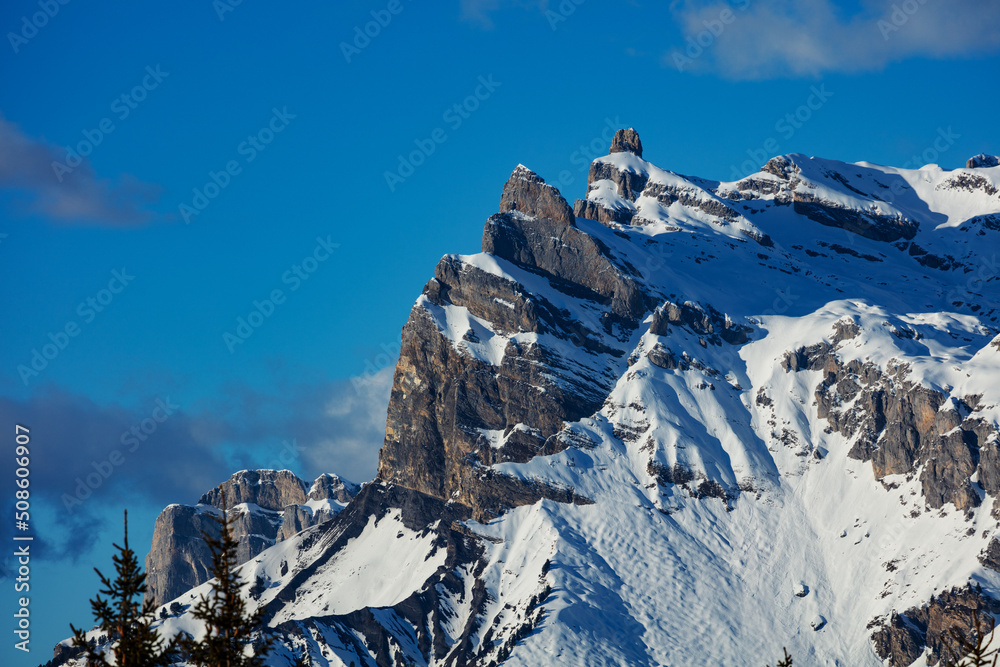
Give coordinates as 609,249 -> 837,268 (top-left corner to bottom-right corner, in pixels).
87,130 -> 1000,667
145,469 -> 356,608
967,153 -> 1000,169
198,469 -> 308,511
609,127 -> 643,157
308,472 -> 359,502
498,164 -> 575,225
760,155 -> 799,179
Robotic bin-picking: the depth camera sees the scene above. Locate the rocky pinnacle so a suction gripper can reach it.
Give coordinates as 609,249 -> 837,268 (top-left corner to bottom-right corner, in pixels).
610,127 -> 643,157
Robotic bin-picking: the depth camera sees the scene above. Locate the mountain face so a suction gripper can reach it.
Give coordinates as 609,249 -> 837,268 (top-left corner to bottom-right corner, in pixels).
143,470 -> 358,608
60,130 -> 1000,666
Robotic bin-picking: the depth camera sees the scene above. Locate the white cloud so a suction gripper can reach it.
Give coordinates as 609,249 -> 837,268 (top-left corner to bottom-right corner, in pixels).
300,365 -> 395,484
666,0 -> 1000,79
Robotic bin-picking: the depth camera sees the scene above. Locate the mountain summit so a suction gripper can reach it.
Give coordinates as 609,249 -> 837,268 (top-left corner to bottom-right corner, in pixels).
610,127 -> 643,157
60,130 -> 1000,666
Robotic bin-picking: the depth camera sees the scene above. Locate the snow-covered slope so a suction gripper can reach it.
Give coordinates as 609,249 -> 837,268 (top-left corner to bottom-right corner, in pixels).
57,131 -> 1000,667
141,470 -> 359,609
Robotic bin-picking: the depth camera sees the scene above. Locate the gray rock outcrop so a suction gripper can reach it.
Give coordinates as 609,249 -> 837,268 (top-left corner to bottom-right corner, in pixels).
609,127 -> 642,157
499,164 -> 575,225
198,469 -> 308,509
144,469 -> 357,608
872,586 -> 1000,666
967,154 -> 1000,169
377,164 -> 645,519
572,130 -> 773,245
784,333 -> 998,513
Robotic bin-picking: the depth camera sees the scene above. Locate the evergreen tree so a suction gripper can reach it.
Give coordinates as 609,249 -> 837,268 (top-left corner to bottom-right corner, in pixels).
766,648 -> 793,667
943,612 -> 999,667
180,487 -> 274,667
70,510 -> 177,667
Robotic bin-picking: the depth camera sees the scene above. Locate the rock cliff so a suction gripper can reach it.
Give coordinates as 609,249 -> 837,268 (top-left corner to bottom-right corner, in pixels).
65,129 -> 1000,667
143,469 -> 357,608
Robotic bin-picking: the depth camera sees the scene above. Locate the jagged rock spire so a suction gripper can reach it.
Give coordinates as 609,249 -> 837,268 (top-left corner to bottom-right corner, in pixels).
498,164 -> 574,225
610,128 -> 643,157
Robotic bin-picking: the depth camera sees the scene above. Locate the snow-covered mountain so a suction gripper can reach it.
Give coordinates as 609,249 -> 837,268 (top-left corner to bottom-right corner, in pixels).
143,470 -> 359,609
57,130 -> 1000,666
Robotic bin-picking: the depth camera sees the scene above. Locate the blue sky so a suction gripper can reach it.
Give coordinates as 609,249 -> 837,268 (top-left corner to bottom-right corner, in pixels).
0,0 -> 998,662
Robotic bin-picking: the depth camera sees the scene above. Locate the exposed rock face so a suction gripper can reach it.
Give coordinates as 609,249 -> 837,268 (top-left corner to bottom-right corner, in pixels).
573,196 -> 636,225
940,172 -> 998,197
872,586 -> 1000,666
784,333 -> 997,513
649,299 -> 752,345
610,127 -> 642,157
142,504 -> 220,610
792,195 -> 917,242
728,155 -> 920,242
92,130 -> 1000,667
646,342 -> 679,370
258,482 -> 549,667
377,164 -> 644,519
489,166 -> 651,324
967,154 -> 1000,169
499,164 -> 575,225
573,130 -> 774,245
920,429 -> 979,511
144,469 -> 357,608
775,159 -> 917,242
275,473 -> 359,542
978,538 -> 1000,572
308,472 -> 357,503
592,158 -> 649,198
199,469 -> 308,509
483,220 -> 650,323
573,132 -> 649,225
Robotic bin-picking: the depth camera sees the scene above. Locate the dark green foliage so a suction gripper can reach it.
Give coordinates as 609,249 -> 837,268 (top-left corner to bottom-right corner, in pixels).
179,487 -> 274,667
70,510 -> 178,667
766,647 -> 793,667
943,612 -> 999,667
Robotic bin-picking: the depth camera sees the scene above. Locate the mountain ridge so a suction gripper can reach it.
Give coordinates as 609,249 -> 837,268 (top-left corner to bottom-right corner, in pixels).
57,129 -> 1000,667
142,469 -> 358,609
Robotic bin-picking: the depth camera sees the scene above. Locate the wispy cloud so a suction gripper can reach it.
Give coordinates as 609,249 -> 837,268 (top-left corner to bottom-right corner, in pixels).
0,367 -> 393,563
459,0 -> 546,29
0,388 -> 231,560
0,114 -> 161,226
205,365 -> 394,484
666,0 -> 1000,79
